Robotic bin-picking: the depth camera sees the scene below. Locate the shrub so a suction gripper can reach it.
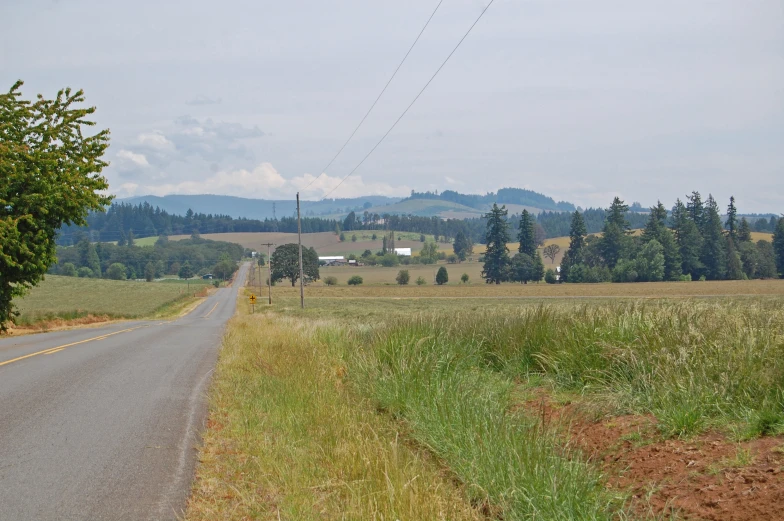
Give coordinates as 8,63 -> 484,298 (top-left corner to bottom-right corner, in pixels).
106,263 -> 127,280
351,234 -> 357,242
436,266 -> 448,285
461,273 -> 469,284
447,254 -> 459,264
396,270 -> 410,285
380,253 -> 400,267
544,269 -> 557,284
324,276 -> 338,286
60,262 -> 77,277
348,275 -> 363,286
420,234 -> 426,242
416,276 -> 426,286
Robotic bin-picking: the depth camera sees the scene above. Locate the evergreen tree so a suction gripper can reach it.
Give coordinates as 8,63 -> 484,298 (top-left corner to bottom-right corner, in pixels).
436,266 -> 449,285
725,196 -> 738,240
700,195 -> 727,280
126,229 -> 135,247
642,201 -> 681,280
598,197 -> 631,269
756,240 -> 779,279
725,237 -> 744,280
686,191 -> 704,230
671,199 -> 703,278
561,211 -> 586,282
737,218 -> 752,243
532,250 -> 545,282
481,204 -> 510,284
509,253 -> 534,283
517,209 -> 537,257
117,232 -> 127,247
774,218 -> 784,278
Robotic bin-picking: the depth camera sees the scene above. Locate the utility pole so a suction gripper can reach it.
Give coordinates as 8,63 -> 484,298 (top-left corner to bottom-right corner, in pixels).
297,192 -> 305,309
260,242 -> 274,305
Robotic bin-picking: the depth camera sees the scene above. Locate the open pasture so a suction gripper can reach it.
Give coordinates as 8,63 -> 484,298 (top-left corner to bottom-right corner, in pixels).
12,275 -> 204,326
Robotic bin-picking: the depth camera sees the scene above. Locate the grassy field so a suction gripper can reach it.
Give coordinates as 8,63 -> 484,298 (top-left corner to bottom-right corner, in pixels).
187,273 -> 784,520
12,275 -> 208,326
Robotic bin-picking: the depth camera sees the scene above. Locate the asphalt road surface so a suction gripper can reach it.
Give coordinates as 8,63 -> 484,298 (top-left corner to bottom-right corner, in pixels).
0,262 -> 249,521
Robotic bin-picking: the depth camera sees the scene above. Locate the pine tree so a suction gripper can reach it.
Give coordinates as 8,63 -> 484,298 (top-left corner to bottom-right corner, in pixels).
599,197 -> 631,269
700,195 -> 727,280
725,196 -> 738,240
517,209 -> 537,257
686,191 -> 704,230
774,218 -> 784,278
481,204 -> 510,284
725,237 -> 744,280
561,211 -> 587,282
86,242 -> 101,277
738,218 -> 752,243
453,231 -> 473,262
642,201 -> 681,280
671,199 -> 703,279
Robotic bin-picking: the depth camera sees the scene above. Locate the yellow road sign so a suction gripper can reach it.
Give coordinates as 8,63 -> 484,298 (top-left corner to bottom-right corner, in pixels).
249,294 -> 257,304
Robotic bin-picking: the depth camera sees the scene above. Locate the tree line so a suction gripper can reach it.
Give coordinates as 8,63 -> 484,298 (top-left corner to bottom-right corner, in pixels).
52,234 -> 244,281
555,193 -> 783,283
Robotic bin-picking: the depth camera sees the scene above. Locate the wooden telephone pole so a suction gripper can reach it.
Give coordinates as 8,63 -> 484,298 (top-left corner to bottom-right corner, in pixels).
296,192 -> 305,309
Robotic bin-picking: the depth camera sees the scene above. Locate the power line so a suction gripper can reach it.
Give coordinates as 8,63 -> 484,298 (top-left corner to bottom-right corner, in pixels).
302,0 -> 444,192
320,0 -> 496,201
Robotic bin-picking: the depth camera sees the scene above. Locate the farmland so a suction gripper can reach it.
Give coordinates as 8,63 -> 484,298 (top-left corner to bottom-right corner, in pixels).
187,276 -> 784,521
11,275 -> 212,329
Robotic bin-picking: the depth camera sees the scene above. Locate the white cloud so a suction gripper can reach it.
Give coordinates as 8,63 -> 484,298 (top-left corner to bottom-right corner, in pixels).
116,149 -> 149,167
112,162 -> 411,200
137,132 -> 174,150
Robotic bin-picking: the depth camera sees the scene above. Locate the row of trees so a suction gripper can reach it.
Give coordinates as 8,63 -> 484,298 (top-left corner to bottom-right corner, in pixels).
559,194 -> 784,283
482,207 -> 546,284
53,235 -> 243,281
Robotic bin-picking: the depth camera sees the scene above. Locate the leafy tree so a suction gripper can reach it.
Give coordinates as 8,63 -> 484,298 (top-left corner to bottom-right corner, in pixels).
380,253 -> 400,267
738,218 -> 752,243
60,262 -> 77,277
271,244 -> 319,286
737,241 -> 759,278
481,204 -> 510,284
372,233 -> 377,241
756,240 -> 778,279
774,218 -> 784,278
144,262 -> 156,282
106,263 -> 127,280
396,269 -> 410,285
339,232 -> 345,242
420,234 -> 426,242
178,261 -> 194,279
599,197 -> 632,269
517,209 -> 537,257
351,234 -> 357,242
544,269 -> 557,284
323,276 -> 338,286
77,267 -> 93,278
0,81 -> 113,329
213,260 -> 236,280
361,249 -> 373,258
347,275 -> 363,286
415,276 -> 426,286
671,199 -> 703,279
453,230 -> 473,261
436,266 -> 448,285
700,195 -> 727,280
460,273 -> 469,284
343,211 -> 357,231
561,211 -> 587,282
509,253 -> 536,284
543,244 -> 560,264
420,241 -> 438,264
633,239 -> 665,282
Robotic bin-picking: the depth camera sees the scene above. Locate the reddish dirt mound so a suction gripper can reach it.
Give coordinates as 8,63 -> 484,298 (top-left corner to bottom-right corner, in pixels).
527,398 -> 784,521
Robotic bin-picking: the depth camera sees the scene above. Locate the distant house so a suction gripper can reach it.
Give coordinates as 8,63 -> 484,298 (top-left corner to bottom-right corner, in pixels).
202,273 -> 213,280
393,248 -> 412,257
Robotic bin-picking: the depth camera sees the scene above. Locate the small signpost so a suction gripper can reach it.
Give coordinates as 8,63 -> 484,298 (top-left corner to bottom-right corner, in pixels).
249,293 -> 257,313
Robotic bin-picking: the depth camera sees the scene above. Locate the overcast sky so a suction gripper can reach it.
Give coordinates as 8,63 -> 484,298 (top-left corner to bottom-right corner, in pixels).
2,0 -> 782,212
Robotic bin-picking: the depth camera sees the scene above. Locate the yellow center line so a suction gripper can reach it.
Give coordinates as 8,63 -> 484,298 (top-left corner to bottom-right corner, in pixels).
46,348 -> 65,355
0,326 -> 142,368
202,302 -> 219,319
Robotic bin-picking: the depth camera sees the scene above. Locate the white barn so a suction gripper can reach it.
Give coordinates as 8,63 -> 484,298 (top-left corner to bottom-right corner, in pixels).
393,248 -> 412,257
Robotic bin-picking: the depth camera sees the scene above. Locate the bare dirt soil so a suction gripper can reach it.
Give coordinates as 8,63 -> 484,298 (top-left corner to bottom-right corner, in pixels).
528,398 -> 784,521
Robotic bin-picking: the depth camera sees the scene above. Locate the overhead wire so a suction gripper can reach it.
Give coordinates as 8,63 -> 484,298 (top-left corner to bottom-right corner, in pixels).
320,0 -> 496,200
302,0 -> 444,192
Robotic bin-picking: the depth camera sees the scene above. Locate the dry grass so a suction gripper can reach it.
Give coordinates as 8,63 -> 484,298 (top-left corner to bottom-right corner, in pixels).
185,313 -> 482,521
12,275 -> 207,326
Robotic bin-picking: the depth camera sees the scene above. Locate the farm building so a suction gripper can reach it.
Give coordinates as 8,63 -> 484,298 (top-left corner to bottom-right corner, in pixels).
319,256 -> 346,266
393,248 -> 412,256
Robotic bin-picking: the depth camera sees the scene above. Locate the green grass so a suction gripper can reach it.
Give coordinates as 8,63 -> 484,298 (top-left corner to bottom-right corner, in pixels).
13,275 -> 201,325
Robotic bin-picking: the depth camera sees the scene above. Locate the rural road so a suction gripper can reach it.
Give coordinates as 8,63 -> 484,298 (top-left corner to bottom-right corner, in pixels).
0,262 -> 249,521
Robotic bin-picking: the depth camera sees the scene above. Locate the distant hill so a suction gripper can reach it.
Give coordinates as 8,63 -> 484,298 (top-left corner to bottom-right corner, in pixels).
118,194 -> 400,220
405,188 -> 576,213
